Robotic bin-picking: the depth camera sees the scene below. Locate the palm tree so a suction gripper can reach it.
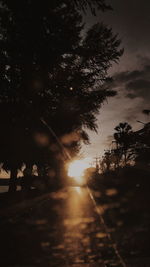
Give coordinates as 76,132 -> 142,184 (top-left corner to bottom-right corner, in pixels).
114,122 -> 133,166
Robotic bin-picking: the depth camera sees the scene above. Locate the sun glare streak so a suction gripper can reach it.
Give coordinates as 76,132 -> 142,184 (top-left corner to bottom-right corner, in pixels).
68,158 -> 91,183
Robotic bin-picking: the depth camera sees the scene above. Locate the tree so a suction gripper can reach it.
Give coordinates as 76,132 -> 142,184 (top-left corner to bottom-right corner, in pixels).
73,0 -> 111,13
0,0 -> 123,191
114,122 -> 134,166
100,148 -> 121,172
134,122 -> 150,167
102,150 -> 112,172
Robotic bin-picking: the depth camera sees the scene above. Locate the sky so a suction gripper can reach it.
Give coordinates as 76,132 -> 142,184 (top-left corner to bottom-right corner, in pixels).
83,0 -> 150,157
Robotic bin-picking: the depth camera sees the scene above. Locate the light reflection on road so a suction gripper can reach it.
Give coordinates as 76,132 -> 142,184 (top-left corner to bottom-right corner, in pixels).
0,186 -> 120,266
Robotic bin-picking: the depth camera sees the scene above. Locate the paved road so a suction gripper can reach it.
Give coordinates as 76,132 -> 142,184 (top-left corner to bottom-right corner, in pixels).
0,187 -> 123,267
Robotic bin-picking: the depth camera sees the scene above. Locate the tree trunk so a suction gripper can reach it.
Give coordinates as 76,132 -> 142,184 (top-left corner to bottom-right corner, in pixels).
124,151 -> 127,166
9,167 -> 17,192
22,163 -> 33,191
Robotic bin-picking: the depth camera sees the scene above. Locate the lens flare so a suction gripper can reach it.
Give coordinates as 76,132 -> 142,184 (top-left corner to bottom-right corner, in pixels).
68,158 -> 91,183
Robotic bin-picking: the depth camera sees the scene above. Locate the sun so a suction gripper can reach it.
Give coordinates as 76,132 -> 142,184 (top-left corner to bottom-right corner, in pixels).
68,158 -> 91,183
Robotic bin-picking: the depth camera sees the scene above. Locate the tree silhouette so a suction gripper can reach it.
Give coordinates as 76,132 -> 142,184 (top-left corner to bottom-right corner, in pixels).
102,150 -> 112,172
134,122 -> 150,166
0,0 -> 123,191
114,122 -> 134,166
74,0 -> 111,13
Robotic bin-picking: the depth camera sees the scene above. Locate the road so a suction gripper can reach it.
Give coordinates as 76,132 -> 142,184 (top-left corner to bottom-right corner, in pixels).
0,187 -> 124,267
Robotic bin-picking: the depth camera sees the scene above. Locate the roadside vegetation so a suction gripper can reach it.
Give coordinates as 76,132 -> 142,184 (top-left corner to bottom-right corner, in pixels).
88,119 -> 150,265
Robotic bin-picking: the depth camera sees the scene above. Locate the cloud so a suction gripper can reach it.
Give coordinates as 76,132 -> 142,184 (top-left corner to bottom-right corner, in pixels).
103,135 -> 113,147
126,79 -> 150,99
111,57 -> 150,101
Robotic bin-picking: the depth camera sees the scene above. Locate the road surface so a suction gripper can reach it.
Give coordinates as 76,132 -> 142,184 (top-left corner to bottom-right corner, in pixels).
0,187 -> 124,266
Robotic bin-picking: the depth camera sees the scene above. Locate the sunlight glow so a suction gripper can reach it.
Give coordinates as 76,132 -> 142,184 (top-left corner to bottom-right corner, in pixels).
68,158 -> 91,183
74,186 -> 82,194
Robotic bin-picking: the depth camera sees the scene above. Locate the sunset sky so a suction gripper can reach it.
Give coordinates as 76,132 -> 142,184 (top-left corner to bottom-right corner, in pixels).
83,0 -> 150,157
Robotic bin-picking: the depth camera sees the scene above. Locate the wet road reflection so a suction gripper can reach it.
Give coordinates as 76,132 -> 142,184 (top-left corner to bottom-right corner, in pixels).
0,187 -> 121,266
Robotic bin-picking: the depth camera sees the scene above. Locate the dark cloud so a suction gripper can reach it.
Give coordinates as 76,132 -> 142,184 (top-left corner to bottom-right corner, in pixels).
126,79 -> 150,99
117,71 -> 142,82
111,57 -> 150,100
123,106 -> 143,124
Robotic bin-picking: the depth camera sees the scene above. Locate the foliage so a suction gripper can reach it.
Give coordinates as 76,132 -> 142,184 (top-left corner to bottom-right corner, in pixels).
114,122 -> 134,165
101,121 -> 150,173
74,0 -> 112,14
134,122 -> 150,165
0,0 -> 123,190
